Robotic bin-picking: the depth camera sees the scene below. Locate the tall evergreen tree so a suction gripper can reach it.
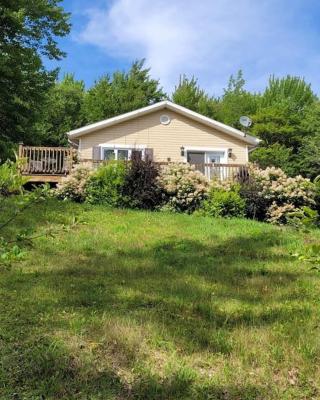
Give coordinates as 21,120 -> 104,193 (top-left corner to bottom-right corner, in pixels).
82,60 -> 166,123
250,75 -> 317,175
215,70 -> 258,129
172,75 -> 217,118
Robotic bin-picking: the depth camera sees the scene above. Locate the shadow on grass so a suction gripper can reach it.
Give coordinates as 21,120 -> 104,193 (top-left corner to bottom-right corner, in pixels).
0,202 -> 312,399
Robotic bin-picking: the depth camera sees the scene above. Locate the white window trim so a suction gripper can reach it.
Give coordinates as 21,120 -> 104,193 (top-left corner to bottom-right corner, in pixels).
99,144 -> 147,161
183,146 -> 228,164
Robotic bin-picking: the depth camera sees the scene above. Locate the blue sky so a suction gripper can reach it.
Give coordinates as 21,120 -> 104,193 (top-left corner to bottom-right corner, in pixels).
46,0 -> 320,96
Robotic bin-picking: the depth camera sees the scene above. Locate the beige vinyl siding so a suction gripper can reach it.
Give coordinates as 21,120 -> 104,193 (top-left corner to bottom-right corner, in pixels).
79,109 -> 248,163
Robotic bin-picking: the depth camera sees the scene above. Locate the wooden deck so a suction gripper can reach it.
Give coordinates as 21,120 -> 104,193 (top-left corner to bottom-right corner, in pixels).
19,144 -> 75,183
18,144 -> 249,183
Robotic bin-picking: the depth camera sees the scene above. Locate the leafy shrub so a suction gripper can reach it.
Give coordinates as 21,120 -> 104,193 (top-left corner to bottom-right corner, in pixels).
239,181 -> 270,220
0,160 -> 26,195
158,163 -> 209,213
292,244 -> 320,272
122,158 -> 161,209
314,175 -> 320,213
56,164 -> 92,202
248,164 -> 315,207
1,185 -> 50,268
203,188 -> 245,218
85,161 -> 127,207
240,164 -> 316,222
267,203 -> 319,227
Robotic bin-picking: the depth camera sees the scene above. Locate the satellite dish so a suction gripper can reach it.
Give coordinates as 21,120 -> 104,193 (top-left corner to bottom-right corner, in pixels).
239,116 -> 252,128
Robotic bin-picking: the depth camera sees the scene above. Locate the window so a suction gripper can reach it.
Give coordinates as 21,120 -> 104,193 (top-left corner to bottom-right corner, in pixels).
117,149 -> 129,160
104,149 -> 115,160
102,147 -> 145,161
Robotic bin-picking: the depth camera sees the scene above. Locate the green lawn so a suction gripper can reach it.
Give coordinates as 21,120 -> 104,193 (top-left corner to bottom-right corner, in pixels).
1,199 -> 320,399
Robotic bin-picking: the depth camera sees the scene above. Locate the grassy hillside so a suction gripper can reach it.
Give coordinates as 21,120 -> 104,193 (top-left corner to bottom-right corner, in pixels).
1,199 -> 320,399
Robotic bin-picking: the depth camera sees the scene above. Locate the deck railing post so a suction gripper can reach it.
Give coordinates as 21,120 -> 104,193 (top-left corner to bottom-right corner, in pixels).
18,142 -> 24,159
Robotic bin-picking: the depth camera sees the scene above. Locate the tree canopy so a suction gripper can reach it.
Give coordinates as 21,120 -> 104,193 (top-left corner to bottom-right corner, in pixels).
172,75 -> 217,118
1,2 -> 320,180
0,0 -> 70,158
36,74 -> 86,146
82,60 -> 166,124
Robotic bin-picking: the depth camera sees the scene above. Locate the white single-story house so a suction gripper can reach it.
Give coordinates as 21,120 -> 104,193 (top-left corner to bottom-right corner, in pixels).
67,101 -> 259,170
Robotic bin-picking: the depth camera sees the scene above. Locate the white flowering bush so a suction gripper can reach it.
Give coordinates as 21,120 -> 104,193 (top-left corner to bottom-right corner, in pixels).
240,164 -> 317,224
56,164 -> 92,202
209,178 -> 240,193
266,202 -> 297,225
267,202 -> 319,227
158,163 -> 209,213
248,164 -> 316,207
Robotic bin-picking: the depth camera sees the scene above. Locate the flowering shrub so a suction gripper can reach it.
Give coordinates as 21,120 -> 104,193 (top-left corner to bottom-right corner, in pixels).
266,202 -> 296,225
56,164 -> 92,202
209,179 -> 240,193
247,164 -> 315,208
267,203 -> 319,227
239,164 -> 317,223
158,163 -> 209,213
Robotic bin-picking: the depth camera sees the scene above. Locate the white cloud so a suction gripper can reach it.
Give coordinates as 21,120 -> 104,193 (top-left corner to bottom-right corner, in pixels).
77,0 -> 320,95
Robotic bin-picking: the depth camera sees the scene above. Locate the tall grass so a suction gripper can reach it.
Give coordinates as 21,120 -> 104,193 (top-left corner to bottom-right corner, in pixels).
0,199 -> 320,399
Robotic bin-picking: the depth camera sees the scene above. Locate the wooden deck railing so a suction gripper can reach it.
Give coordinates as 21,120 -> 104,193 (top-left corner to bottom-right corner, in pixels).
82,159 -> 248,182
17,145 -> 248,182
18,144 -> 74,175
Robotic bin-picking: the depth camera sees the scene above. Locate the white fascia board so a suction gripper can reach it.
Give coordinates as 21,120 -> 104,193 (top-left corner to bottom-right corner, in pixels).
67,100 -> 260,146
68,101 -> 168,138
165,102 -> 259,146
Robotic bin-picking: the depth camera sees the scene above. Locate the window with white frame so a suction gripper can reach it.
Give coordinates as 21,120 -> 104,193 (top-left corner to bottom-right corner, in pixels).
101,146 -> 145,161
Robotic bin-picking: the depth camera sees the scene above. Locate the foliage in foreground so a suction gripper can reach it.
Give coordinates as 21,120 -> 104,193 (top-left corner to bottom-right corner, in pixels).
1,200 -> 320,399
0,161 -> 79,268
56,161 -> 319,226
0,160 -> 27,195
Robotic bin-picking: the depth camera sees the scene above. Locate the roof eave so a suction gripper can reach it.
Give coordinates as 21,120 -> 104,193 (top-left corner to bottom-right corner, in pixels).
67,100 -> 260,145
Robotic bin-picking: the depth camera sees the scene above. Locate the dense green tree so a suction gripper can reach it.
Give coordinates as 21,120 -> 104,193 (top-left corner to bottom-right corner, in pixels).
83,60 -> 166,123
296,102 -> 320,179
172,75 -> 217,118
215,70 -> 259,129
0,0 -> 70,159
251,104 -> 302,149
36,74 -> 86,146
261,75 -> 316,111
249,76 -> 317,175
250,143 -> 292,171
298,133 -> 320,179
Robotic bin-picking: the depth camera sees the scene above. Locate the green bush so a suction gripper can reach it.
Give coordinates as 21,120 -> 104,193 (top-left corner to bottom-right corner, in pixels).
314,176 -> 320,213
0,160 -> 26,196
121,157 -> 161,210
85,161 -> 127,207
203,188 -> 245,218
